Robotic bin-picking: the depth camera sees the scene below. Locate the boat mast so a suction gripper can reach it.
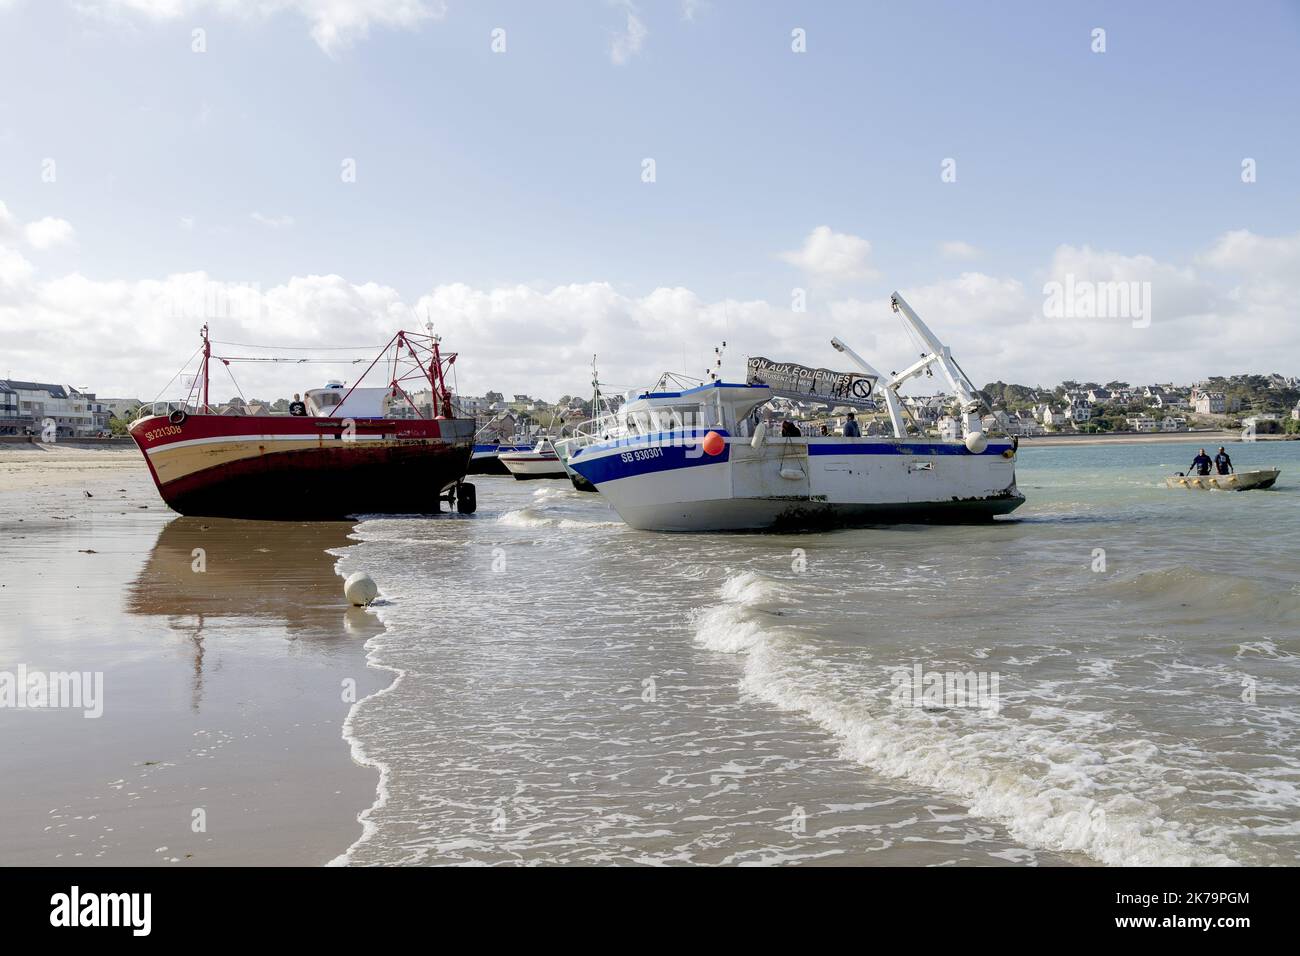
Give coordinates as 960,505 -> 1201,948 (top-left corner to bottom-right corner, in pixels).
200,323 -> 210,413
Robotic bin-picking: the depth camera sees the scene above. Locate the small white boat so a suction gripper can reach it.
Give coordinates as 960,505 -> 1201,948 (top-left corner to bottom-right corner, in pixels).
499,439 -> 568,480
468,439 -> 534,475
1165,468 -> 1280,491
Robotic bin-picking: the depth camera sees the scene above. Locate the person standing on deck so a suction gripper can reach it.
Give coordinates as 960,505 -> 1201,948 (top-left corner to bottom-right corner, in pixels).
842,412 -> 861,437
288,394 -> 307,416
1189,448 -> 1213,476
1214,446 -> 1234,475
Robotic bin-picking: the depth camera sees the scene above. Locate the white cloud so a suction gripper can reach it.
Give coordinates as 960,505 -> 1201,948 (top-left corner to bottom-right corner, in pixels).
0,200 -> 18,240
24,217 -> 76,250
609,3 -> 647,65
251,212 -> 295,229
1042,243 -> 1211,325
939,240 -> 981,261
1,202 -> 77,249
0,245 -> 34,292
3,197 -> 1298,399
59,1 -> 448,55
779,225 -> 878,283
1197,229 -> 1300,278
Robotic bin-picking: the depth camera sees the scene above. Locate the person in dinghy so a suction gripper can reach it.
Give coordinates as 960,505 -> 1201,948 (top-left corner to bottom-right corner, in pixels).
1214,446 -> 1234,475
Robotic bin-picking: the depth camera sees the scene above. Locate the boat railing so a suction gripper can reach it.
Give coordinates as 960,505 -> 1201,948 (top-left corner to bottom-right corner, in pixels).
565,411 -> 622,445
135,401 -> 199,420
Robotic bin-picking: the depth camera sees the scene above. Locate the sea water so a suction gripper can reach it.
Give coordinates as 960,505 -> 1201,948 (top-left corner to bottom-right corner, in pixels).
335,440 -> 1300,866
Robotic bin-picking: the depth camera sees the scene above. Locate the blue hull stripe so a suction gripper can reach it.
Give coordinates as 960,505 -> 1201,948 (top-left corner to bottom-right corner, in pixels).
570,430 -> 1012,486
570,439 -> 730,485
570,428 -> 720,459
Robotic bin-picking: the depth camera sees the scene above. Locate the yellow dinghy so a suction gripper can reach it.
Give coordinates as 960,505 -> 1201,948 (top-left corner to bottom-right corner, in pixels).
1165,468 -> 1280,491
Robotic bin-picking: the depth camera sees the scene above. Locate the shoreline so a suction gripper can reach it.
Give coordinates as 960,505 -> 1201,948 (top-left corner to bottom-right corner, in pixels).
1016,429 -> 1278,447
0,444 -> 387,865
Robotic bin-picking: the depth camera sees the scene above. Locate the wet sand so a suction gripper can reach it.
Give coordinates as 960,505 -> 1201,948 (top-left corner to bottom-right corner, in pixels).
0,445 -> 389,865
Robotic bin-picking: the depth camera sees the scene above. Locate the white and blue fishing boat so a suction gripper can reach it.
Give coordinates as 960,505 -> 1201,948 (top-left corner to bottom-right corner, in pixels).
565,292 -> 1024,531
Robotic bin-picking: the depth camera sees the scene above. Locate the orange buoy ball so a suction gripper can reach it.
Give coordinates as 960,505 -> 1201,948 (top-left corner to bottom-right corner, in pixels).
702,431 -> 725,456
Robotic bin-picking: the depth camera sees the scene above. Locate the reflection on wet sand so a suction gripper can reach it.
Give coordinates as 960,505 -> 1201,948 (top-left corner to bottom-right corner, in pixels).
127,517 -> 384,708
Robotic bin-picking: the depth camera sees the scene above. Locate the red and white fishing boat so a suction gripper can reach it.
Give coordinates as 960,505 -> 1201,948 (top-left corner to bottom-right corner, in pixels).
129,326 -> 476,519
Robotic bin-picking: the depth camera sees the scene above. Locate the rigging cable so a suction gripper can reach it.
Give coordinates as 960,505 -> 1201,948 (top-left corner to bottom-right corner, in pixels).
148,345 -> 203,406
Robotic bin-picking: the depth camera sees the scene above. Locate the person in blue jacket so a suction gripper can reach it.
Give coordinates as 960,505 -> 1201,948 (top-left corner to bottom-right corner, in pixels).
1188,448 -> 1213,476
1214,446 -> 1234,475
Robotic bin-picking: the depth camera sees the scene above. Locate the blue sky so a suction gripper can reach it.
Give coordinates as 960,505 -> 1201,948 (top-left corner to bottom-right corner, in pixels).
1,1 -> 1298,399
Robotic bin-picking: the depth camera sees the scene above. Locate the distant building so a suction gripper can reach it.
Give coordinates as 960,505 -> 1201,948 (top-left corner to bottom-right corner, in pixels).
1008,412 -> 1045,436
1160,416 -> 1188,432
102,398 -> 144,421
0,380 -> 109,436
1194,392 -> 1225,414
1126,416 -> 1158,432
453,395 -> 490,418
0,383 -> 18,433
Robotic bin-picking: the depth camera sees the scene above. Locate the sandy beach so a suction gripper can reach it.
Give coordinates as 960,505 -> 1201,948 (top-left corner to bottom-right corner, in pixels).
0,444 -> 389,865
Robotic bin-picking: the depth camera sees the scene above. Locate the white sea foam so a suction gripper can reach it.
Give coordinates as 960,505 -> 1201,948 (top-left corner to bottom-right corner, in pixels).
497,508 -> 621,530
692,570 -> 1240,867
326,550 -> 403,867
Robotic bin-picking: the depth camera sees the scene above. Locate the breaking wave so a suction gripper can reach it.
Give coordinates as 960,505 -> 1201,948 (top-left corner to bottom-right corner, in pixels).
691,570 -> 1241,866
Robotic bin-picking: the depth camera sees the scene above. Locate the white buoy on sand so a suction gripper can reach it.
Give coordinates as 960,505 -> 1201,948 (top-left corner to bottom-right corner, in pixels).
344,571 -> 379,607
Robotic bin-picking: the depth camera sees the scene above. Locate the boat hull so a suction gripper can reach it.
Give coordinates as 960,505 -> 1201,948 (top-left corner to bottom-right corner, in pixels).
467,443 -> 534,476
500,454 -> 568,480
467,452 -> 508,476
553,438 -> 599,492
129,414 -> 474,519
609,493 -> 1024,532
568,431 -> 1025,532
1165,468 -> 1280,491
